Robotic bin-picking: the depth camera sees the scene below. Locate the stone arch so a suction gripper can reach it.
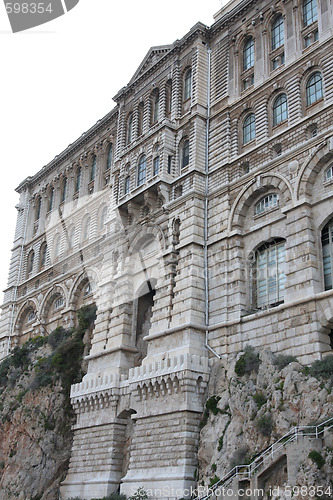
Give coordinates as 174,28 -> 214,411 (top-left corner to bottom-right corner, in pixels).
228,173 -> 294,232
39,284 -> 67,324
296,137 -> 333,200
124,223 -> 166,261
14,298 -> 39,334
68,270 -> 99,309
132,279 -> 157,367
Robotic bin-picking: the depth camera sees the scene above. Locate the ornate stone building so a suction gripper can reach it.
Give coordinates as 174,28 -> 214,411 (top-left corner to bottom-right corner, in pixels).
1,0 -> 333,497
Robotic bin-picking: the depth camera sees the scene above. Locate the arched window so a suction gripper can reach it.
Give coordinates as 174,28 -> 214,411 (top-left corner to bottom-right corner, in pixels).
303,0 -> 317,26
137,156 -> 147,186
153,156 -> 160,176
83,217 -> 91,241
61,177 -> 67,203
127,113 -> 134,144
243,37 -> 254,70
322,219 -> 333,290
184,68 -> 192,101
255,194 -> 279,215
273,94 -> 288,126
306,72 -> 323,106
124,175 -> 130,194
75,167 -> 81,193
40,242 -> 48,268
182,140 -> 190,168
27,250 -> 34,275
48,187 -> 54,212
151,90 -> 159,124
253,239 -> 286,308
90,155 -> 96,182
243,113 -> 256,144
106,144 -> 112,171
35,196 -> 41,221
272,15 -> 284,50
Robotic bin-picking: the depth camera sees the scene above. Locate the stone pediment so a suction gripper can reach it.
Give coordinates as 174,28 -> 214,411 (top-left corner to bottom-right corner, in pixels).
128,45 -> 172,86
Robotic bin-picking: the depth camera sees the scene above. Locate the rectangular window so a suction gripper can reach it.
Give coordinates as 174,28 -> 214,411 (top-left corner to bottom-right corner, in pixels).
168,155 -> 172,174
153,157 -> 160,176
256,241 -> 286,308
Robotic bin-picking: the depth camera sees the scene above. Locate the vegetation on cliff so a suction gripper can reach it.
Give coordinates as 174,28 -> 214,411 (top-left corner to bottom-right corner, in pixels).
198,349 -> 333,500
0,304 -> 96,500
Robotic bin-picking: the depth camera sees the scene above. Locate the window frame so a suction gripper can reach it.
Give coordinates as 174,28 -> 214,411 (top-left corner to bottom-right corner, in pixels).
124,175 -> 131,194
306,71 -> 323,106
273,93 -> 288,127
184,68 -> 192,102
127,113 -> 134,144
252,239 -> 286,309
106,145 -> 113,171
255,194 -> 279,215
303,0 -> 318,27
137,155 -> 147,186
61,177 -> 67,203
75,167 -> 81,194
153,156 -> 160,176
243,113 -> 256,145
48,187 -> 54,213
40,243 -> 48,269
90,155 -> 97,182
325,165 -> 333,182
243,37 -> 254,71
322,219 -> 333,290
35,196 -> 41,221
271,14 -> 284,51
182,139 -> 190,169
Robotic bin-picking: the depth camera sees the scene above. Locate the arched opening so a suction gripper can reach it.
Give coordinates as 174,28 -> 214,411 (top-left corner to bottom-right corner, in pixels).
133,280 -> 156,367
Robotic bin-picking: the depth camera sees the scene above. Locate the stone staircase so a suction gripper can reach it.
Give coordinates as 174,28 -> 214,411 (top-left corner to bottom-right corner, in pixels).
195,417 -> 333,500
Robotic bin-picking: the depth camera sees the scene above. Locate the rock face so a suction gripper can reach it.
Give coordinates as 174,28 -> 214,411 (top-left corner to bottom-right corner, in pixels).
0,306 -> 95,500
1,344 -> 333,500
0,343 -> 74,500
197,350 -> 333,499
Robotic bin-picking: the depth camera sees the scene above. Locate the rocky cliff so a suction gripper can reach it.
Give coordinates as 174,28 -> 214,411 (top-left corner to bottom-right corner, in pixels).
1,333 -> 333,500
197,347 -> 333,499
0,305 -> 96,500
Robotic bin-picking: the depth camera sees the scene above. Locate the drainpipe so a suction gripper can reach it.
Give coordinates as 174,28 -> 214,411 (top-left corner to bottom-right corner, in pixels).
204,44 -> 221,359
7,198 -> 31,355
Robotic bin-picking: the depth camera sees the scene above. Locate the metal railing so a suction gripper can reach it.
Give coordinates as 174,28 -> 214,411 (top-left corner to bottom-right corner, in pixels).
194,417 -> 333,500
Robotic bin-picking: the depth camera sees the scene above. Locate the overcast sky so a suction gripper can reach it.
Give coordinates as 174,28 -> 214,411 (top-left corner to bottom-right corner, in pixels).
0,0 -> 225,303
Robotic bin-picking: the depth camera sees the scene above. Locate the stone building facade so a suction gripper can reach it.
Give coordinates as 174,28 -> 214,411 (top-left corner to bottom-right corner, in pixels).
1,0 -> 333,498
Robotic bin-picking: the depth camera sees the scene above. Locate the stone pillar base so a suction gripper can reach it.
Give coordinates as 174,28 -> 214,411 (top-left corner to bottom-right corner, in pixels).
60,474 -> 119,500
121,471 -> 196,500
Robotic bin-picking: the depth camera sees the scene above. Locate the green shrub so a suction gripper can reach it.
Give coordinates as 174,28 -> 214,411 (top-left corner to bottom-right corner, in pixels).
273,354 -> 298,370
208,475 -> 220,488
252,392 -> 267,408
255,414 -> 273,436
235,346 -> 260,376
47,327 -> 72,349
308,450 -> 325,469
217,419 -> 231,451
309,355 -> 333,379
211,463 -> 217,472
205,395 -> 221,415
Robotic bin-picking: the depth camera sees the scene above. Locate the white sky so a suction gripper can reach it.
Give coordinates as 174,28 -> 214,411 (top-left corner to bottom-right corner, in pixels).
0,0 -> 225,302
